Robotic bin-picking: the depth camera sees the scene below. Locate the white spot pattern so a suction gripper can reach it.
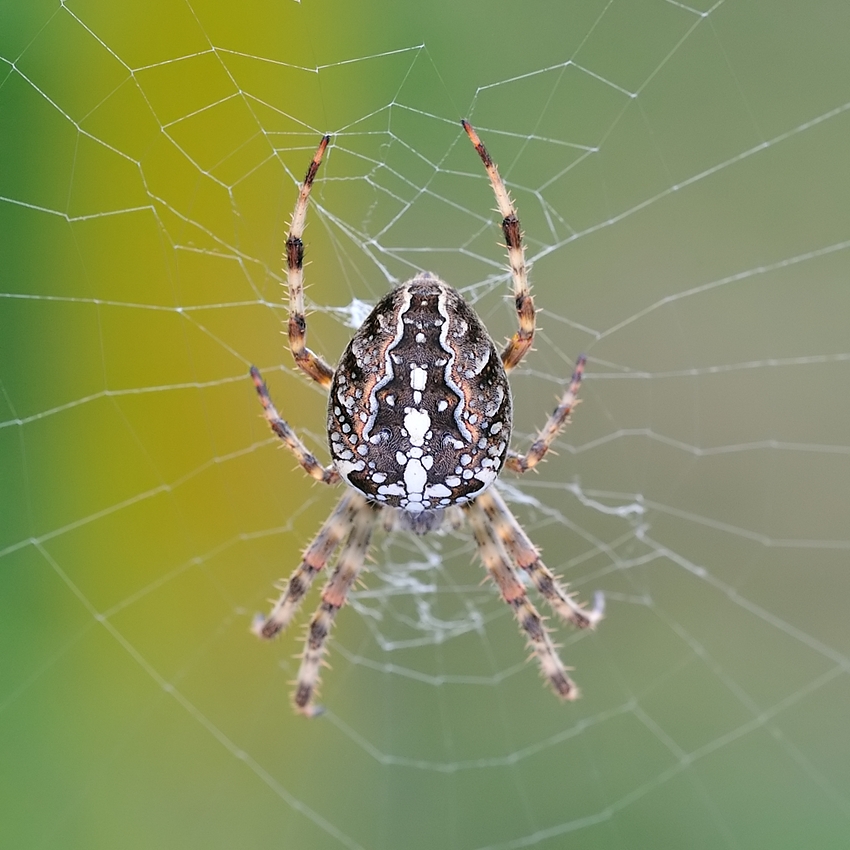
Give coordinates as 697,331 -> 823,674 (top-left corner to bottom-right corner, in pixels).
327,275 -> 512,514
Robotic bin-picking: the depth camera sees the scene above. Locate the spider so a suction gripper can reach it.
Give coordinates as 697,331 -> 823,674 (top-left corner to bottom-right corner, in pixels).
251,121 -> 603,716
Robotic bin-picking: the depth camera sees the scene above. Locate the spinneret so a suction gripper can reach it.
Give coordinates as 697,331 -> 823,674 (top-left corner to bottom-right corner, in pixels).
250,122 -> 602,716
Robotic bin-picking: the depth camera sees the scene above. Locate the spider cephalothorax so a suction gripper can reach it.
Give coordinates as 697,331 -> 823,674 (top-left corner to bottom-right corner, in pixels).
251,121 -> 602,716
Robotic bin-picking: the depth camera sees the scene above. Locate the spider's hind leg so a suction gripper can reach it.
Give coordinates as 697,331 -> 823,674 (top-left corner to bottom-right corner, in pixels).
464,499 -> 579,699
476,486 -> 603,629
294,496 -> 380,716
253,490 -> 362,640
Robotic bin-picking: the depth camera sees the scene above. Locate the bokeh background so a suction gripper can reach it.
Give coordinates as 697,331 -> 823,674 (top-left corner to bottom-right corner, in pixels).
2,1 -> 850,848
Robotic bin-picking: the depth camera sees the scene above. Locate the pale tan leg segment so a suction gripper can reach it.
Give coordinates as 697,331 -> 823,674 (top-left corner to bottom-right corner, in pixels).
253,491 -> 365,640
285,135 -> 336,388
250,366 -> 340,485
462,120 -> 535,373
505,354 -> 586,474
464,500 -> 578,699
294,497 -> 379,716
476,487 -> 603,629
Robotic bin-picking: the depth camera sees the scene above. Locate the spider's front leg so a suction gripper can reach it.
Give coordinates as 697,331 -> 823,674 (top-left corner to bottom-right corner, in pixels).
285,135 -> 336,388
505,353 -> 586,474
463,120 -> 535,373
250,366 -> 339,485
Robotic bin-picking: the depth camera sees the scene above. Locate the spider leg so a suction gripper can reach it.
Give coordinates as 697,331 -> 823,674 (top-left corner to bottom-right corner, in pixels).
286,135 -> 336,388
294,496 -> 379,716
253,491 -> 363,639
476,486 -> 603,629
462,120 -> 535,374
250,366 -> 340,485
505,354 -> 586,474
464,499 -> 579,700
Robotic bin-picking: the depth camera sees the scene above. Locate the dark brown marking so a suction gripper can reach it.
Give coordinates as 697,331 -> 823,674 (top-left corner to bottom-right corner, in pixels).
294,683 -> 312,708
286,236 -> 304,270
260,621 -> 282,639
518,606 -> 546,642
502,215 -> 522,249
307,608 -> 332,648
304,135 -> 330,186
288,314 -> 306,343
552,672 -> 575,699
461,119 -> 493,168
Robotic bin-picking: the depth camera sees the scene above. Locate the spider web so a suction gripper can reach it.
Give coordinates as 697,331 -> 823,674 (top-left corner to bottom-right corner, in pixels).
2,1 -> 850,847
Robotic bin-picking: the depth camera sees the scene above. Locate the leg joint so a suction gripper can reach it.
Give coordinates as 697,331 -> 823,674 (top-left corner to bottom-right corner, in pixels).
288,313 -> 307,344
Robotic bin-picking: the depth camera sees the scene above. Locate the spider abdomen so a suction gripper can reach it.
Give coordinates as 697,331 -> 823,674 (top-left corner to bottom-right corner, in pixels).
328,272 -> 512,514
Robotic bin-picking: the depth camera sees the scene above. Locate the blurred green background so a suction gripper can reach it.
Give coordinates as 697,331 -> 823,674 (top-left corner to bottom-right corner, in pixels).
2,1 -> 850,847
